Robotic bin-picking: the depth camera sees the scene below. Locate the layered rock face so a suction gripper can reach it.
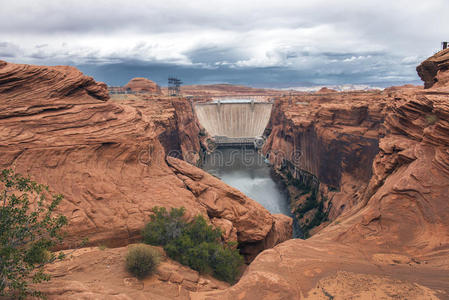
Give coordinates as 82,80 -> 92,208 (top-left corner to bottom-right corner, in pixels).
417,48 -> 449,89
193,52 -> 449,299
262,91 -> 386,233
0,61 -> 289,258
342,87 -> 449,253
124,77 -> 162,94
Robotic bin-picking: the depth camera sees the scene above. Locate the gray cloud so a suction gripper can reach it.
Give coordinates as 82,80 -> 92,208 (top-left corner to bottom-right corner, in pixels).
0,42 -> 21,58
0,0 -> 447,86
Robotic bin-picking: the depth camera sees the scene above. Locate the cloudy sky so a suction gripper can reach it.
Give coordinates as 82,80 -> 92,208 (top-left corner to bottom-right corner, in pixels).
0,0 -> 448,87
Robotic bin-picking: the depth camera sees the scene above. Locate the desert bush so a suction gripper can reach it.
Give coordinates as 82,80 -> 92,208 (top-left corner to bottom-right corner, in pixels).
142,207 -> 186,246
126,244 -> 160,278
143,207 -> 244,283
0,169 -> 67,299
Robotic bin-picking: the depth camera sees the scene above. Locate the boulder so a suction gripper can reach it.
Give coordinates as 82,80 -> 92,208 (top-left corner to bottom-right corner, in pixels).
124,77 -> 161,94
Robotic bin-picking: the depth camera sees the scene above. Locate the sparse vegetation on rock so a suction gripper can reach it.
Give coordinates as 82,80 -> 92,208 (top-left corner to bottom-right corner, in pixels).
143,206 -> 244,283
0,169 -> 67,299
126,244 -> 160,278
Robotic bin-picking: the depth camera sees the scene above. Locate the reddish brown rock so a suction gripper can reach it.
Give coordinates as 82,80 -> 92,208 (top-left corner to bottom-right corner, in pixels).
0,60 -> 109,120
37,246 -> 229,299
124,77 -> 162,94
192,53 -> 449,300
316,87 -> 337,93
192,239 -> 446,300
166,156 -> 275,243
417,48 -> 449,89
262,90 -> 386,232
337,89 -> 449,254
239,214 -> 293,262
0,61 -> 289,255
211,218 -> 238,244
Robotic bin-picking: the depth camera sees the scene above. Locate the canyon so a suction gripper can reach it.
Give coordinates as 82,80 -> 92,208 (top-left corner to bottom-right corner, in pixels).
0,49 -> 448,299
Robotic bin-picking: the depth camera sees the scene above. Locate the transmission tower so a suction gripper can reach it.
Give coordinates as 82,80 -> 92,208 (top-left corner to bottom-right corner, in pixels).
168,77 -> 182,96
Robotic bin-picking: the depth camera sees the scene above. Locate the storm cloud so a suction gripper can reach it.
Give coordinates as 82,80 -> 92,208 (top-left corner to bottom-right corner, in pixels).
1,0 -> 447,87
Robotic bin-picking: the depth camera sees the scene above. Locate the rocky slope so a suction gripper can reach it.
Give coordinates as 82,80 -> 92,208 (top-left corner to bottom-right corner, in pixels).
193,51 -> 449,299
0,61 -> 290,259
124,77 -> 162,94
36,245 -> 230,299
417,48 -> 449,89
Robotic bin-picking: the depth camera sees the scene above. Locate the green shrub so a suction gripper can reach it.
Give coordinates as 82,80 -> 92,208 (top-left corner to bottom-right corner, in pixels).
142,207 -> 186,246
24,245 -> 51,265
209,244 -> 244,283
142,207 -> 244,283
126,244 -> 160,278
0,169 -> 67,299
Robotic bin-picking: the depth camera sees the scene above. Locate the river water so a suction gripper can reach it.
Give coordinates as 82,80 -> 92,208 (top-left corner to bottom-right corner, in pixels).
202,147 -> 292,216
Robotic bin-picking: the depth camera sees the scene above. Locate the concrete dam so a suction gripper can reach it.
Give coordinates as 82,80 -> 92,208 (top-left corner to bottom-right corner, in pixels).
193,99 -> 273,147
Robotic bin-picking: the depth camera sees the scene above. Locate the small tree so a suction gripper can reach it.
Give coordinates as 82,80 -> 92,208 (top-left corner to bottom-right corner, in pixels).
0,169 -> 67,299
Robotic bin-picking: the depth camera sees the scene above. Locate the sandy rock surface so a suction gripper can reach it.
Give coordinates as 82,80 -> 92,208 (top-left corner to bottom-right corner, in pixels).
37,246 -> 229,299
124,77 -> 162,94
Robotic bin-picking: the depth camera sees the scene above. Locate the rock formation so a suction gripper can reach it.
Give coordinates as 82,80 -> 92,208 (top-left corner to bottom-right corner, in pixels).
192,51 -> 449,299
124,77 -> 162,94
0,61 -> 290,258
37,245 -> 230,299
316,87 -> 337,93
417,48 -> 449,89
262,91 -> 386,234
2,49 -> 449,299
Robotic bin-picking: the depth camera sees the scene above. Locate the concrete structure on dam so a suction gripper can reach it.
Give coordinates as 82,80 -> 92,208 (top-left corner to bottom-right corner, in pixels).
193,99 -> 273,147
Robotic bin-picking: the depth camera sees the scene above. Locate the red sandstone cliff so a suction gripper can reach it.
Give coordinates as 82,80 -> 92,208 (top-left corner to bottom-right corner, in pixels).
192,51 -> 449,299
262,91 -> 386,234
0,61 -> 290,259
417,48 -> 449,89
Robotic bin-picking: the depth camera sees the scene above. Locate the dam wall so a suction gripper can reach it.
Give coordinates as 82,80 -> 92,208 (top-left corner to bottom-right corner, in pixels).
194,101 -> 273,138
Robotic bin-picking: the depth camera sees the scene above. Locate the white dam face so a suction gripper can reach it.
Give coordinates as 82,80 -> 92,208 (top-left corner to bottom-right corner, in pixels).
194,100 -> 273,138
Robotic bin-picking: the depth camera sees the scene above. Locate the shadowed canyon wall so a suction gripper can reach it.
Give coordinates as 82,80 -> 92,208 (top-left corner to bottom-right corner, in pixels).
261,91 -> 386,234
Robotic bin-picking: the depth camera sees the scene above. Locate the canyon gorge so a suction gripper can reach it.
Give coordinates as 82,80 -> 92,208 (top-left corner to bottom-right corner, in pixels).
0,48 -> 448,299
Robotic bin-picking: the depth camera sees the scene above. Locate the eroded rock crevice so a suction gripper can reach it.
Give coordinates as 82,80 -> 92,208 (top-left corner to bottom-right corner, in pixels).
262,91 -> 385,236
